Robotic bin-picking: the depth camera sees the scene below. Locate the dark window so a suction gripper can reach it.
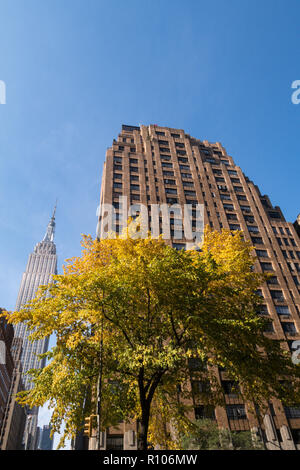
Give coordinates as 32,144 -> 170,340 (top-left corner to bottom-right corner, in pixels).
226,405 -> 247,420
237,195 -> 247,201
267,276 -> 278,285
284,407 -> 300,419
223,203 -> 234,211
222,381 -> 239,397
282,322 -> 297,335
195,406 -> 215,420
156,131 -> 165,136
171,133 -> 180,138
247,226 -> 259,233
165,188 -> 177,194
275,306 -> 290,315
106,435 -> 124,450
251,236 -> 263,245
113,182 -> 122,189
130,184 -> 140,191
160,154 -> 171,161
264,321 -> 274,333
256,250 -> 268,258
162,162 -> 173,168
258,305 -> 269,315
270,290 -> 284,301
261,262 -> 273,272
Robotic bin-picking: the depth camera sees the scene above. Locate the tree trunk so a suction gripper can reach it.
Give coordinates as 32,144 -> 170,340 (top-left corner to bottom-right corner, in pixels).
137,406 -> 150,450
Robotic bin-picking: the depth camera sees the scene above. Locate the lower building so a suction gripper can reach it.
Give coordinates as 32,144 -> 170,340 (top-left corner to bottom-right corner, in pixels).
0,325 -> 26,450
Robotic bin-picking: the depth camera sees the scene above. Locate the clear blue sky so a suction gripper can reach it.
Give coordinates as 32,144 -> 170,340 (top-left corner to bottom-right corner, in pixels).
1,0 -> 300,311
0,0 -> 299,447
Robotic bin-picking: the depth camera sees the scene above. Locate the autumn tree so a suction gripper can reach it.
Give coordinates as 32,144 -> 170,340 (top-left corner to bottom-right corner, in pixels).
3,226 -> 300,449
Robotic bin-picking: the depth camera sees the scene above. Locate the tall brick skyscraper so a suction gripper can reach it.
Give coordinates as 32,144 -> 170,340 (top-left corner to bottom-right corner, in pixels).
97,124 -> 300,450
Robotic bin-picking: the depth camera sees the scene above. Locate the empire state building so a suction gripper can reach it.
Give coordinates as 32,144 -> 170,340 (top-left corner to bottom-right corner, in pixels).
15,206 -> 58,390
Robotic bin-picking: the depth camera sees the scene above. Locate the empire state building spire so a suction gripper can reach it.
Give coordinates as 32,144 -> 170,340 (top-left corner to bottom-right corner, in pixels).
42,202 -> 57,243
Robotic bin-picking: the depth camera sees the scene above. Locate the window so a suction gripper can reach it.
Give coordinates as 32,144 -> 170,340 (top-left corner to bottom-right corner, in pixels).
173,243 -> 185,250
261,262 -> 273,272
284,407 -> 300,419
223,203 -> 234,211
130,175 -> 139,181
215,177 -> 225,182
160,147 -> 170,153
231,178 -> 241,184
237,195 -> 247,201
183,181 -> 194,187
251,237 -> 263,245
269,211 -> 282,219
130,184 -> 140,191
166,197 -> 178,204
114,164 -> 122,171
106,435 -> 124,450
175,142 -> 185,149
275,306 -> 290,315
156,131 -> 165,136
113,182 -> 122,189
188,357 -> 207,371
245,215 -> 255,223
220,160 -> 230,166
267,276 -> 279,285
247,226 -> 259,233
195,406 -> 215,420
171,133 -> 180,138
228,170 -> 238,176
160,154 -> 171,161
162,162 -> 173,168
227,214 -> 238,220
165,188 -> 177,194
271,290 -> 284,301
163,171 -> 174,177
282,323 -> 297,335
184,190 -> 196,196
256,250 -> 268,258
178,157 -> 188,163
130,158 -> 138,164
229,224 -> 241,230
226,405 -> 247,420
114,173 -> 122,180
130,166 -> 138,172
222,381 -> 239,397
220,194 -> 231,200
179,164 -> 190,171
234,186 -> 244,192
191,380 -> 211,394
258,305 -> 269,315
158,140 -> 169,145
264,321 -> 274,333
205,158 -> 216,164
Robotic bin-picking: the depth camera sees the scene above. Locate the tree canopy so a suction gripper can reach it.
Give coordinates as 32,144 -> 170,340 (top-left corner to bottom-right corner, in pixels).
3,226 -> 300,449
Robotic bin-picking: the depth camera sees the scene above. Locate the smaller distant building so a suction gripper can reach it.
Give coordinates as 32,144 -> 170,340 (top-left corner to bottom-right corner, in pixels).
38,424 -> 53,450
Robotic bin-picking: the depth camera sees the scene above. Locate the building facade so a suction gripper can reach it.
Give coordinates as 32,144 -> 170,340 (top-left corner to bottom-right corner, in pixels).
0,337 -> 26,450
14,207 -> 58,449
38,424 -> 53,450
96,124 -> 300,450
0,313 -> 14,440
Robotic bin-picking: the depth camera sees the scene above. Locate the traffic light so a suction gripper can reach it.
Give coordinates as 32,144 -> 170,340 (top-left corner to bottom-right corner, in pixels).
83,415 -> 97,437
83,416 -> 92,437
